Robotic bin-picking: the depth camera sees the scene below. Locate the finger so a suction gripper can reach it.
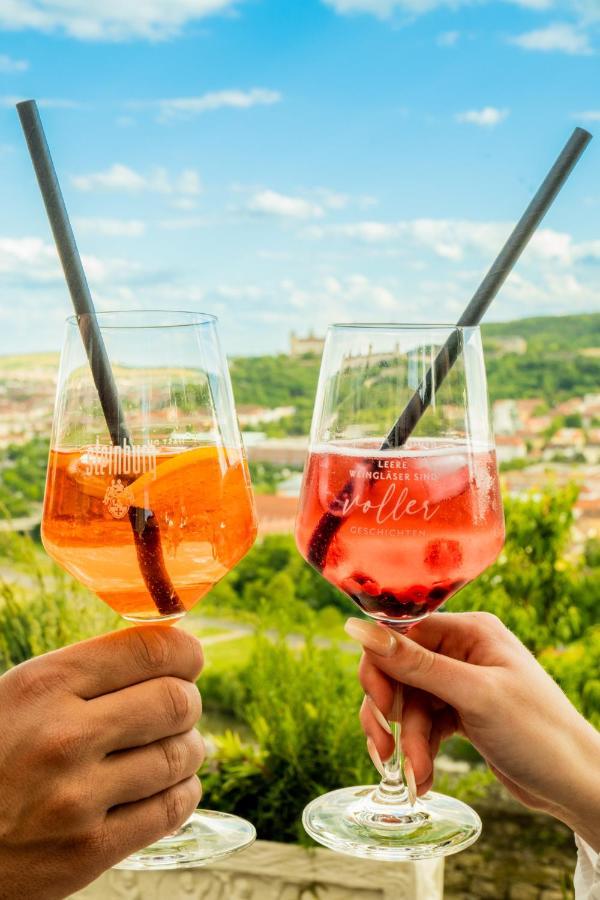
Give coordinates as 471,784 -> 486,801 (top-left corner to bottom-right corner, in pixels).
47,626 -> 204,699
407,613 -> 484,653
429,707 -> 458,760
360,696 -> 394,763
103,730 -> 205,807
358,654 -> 395,718
409,612 -> 516,663
105,775 -> 202,863
89,677 -> 202,753
345,617 -> 485,709
401,690 -> 434,788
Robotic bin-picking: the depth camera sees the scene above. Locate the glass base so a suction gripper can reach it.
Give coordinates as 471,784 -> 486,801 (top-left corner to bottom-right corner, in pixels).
303,785 -> 481,861
114,809 -> 256,870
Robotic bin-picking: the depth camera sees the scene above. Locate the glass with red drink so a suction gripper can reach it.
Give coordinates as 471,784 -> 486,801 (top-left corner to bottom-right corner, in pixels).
296,324 -> 505,860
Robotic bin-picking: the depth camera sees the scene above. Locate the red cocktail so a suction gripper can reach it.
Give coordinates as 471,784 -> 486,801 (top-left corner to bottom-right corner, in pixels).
296,323 -> 505,861
296,443 -> 504,626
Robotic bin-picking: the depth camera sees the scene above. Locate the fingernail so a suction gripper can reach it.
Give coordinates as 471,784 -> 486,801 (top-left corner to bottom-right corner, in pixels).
405,757 -> 417,806
344,618 -> 397,657
366,737 -> 386,778
365,694 -> 393,735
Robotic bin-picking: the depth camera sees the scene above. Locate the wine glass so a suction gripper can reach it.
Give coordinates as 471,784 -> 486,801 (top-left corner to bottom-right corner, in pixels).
295,323 -> 505,860
42,310 -> 258,869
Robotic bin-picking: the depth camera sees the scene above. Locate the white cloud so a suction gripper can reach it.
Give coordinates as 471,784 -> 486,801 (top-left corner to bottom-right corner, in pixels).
456,107 -> 510,127
0,0 -> 240,42
0,96 -> 82,109
0,235 -> 141,284
321,0 -> 411,17
511,0 -> 553,7
216,284 -> 265,301
573,0 -> 600,24
175,169 -> 202,195
280,274 -> 399,323
575,110 -> 600,121
80,254 -> 141,283
306,217 -> 600,269
74,218 -> 146,237
316,188 -> 350,210
0,237 -> 59,282
248,190 -> 324,220
159,217 -> 208,230
437,30 -> 459,46
0,54 -> 28,73
322,0 -> 556,16
71,163 -> 202,197
136,88 -> 282,121
72,164 -> 147,192
170,196 -> 199,211
510,22 -> 593,55
307,219 -> 506,260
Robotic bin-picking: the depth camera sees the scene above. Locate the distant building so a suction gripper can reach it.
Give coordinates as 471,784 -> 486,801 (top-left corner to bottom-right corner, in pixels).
237,405 -> 296,427
493,398 -> 545,435
543,428 -> 585,461
246,437 -> 309,467
254,494 -> 299,535
583,430 -> 600,465
555,398 -> 583,417
486,336 -> 527,356
493,400 -> 518,435
527,415 -> 553,435
495,435 -> 528,464
277,472 -> 304,497
290,331 -> 325,357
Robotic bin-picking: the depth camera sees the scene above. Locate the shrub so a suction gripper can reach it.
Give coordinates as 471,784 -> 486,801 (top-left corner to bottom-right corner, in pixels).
0,531 -> 120,670
201,632 -> 372,842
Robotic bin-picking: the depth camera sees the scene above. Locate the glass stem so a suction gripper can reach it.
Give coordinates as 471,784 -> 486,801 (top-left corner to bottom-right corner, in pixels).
374,682 -> 409,803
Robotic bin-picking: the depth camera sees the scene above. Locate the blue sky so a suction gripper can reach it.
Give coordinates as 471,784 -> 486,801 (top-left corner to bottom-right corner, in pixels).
0,0 -> 599,356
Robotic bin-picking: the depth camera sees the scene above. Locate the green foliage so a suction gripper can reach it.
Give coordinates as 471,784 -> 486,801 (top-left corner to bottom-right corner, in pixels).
204,534 -> 354,622
247,462 -> 300,495
201,633 -> 372,842
225,315 -> 600,438
452,485 -> 591,653
0,532 -> 120,670
584,537 -> 600,568
540,627 -> 600,729
498,457 -> 534,473
0,438 -> 48,518
230,354 -> 319,435
564,413 -> 583,428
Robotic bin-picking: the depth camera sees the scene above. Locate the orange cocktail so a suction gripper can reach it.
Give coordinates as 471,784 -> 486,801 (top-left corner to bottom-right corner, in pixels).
42,444 -> 256,621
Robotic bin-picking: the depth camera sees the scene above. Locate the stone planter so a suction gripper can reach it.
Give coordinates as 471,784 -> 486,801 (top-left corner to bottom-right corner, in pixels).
70,840 -> 445,899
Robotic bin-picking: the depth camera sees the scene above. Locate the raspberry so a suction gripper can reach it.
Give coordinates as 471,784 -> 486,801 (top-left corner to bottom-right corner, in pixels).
424,539 -> 463,572
342,572 -> 380,598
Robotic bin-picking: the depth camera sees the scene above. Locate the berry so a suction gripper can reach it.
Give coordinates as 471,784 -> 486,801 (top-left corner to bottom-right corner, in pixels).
424,539 -> 463,572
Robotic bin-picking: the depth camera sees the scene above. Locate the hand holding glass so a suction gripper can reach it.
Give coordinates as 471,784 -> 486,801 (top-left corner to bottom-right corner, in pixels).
295,324 -> 505,860
42,311 -> 257,869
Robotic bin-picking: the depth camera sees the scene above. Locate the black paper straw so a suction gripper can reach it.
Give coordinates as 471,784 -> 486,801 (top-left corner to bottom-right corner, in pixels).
17,100 -> 184,616
17,101 -> 128,445
381,126 -> 592,449
308,126 -> 592,571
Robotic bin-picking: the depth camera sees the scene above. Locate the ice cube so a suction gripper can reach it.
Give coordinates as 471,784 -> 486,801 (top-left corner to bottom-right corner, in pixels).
414,453 -> 470,504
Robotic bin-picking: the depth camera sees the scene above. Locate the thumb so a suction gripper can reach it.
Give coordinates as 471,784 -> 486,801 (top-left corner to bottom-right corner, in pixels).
345,617 -> 483,710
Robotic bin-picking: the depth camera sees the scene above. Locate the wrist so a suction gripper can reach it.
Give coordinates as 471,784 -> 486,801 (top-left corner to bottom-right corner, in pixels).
555,722 -> 600,852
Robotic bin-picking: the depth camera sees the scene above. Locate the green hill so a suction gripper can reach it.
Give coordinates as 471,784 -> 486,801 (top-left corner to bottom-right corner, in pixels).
229,314 -> 600,430
484,313 -> 600,354
1,313 -> 599,433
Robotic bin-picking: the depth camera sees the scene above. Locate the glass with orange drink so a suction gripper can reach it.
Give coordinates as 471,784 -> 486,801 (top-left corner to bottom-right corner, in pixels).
41,310 -> 257,868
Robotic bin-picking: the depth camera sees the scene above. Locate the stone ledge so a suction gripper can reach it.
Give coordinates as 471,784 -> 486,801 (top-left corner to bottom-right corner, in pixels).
70,840 -> 445,899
